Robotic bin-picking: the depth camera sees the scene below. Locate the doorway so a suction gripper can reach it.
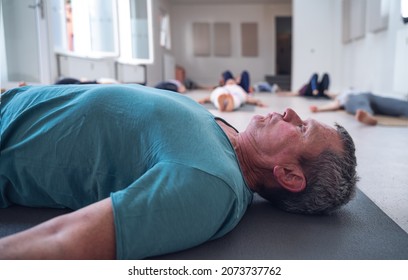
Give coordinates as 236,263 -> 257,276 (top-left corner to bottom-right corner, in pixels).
269,16 -> 292,90
276,16 -> 292,75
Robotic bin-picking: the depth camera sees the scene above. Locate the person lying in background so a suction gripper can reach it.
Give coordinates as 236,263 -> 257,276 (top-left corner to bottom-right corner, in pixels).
0,83 -> 358,259
198,79 -> 267,112
219,70 -> 252,93
55,77 -> 120,85
310,90 -> 408,125
0,78 -> 120,94
279,73 -> 332,99
154,79 -> 187,93
253,81 -> 280,93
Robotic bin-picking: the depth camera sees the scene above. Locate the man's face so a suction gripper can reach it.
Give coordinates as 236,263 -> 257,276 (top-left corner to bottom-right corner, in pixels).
244,108 -> 342,165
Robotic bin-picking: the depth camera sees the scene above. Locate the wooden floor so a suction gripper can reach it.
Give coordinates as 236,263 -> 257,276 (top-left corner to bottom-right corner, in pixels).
185,90 -> 408,234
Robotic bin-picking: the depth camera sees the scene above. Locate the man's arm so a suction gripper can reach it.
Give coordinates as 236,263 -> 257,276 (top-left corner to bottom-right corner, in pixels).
0,198 -> 116,259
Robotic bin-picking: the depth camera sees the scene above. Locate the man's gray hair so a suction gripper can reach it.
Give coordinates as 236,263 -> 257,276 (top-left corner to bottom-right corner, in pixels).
263,123 -> 358,215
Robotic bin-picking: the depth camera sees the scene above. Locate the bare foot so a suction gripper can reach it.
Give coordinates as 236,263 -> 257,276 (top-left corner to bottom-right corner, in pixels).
355,109 -> 378,125
217,93 -> 234,112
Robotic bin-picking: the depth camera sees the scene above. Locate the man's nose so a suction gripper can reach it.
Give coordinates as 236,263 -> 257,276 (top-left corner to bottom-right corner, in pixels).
283,108 -> 303,125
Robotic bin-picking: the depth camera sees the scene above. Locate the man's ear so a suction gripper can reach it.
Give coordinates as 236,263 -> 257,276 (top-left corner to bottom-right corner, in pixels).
273,165 -> 306,193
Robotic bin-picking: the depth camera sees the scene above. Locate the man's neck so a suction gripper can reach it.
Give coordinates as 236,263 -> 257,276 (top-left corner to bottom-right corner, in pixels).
216,119 -> 258,192
215,119 -> 238,146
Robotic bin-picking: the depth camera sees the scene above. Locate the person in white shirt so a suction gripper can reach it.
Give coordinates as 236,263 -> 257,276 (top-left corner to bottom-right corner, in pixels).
198,79 -> 267,112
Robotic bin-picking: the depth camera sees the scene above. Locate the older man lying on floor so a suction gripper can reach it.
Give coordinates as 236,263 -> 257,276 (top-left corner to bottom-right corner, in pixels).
0,84 -> 358,259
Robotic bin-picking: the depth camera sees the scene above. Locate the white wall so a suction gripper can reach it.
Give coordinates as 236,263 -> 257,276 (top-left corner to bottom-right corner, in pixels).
394,26 -> 408,94
170,3 -> 291,86
340,0 -> 406,97
145,0 -> 170,86
292,0 -> 341,92
292,0 -> 408,98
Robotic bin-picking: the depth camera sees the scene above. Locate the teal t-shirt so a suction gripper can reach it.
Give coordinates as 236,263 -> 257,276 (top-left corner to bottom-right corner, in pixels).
0,84 -> 253,259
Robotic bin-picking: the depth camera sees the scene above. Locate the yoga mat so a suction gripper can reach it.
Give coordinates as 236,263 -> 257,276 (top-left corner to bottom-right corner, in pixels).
339,110 -> 408,126
375,115 -> 408,127
1,189 -> 407,259
154,189 -> 408,260
201,103 -> 256,112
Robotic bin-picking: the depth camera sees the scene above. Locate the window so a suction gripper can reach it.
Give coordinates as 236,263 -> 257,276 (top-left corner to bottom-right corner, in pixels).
69,0 -> 118,56
52,0 -> 153,63
117,0 -> 154,63
160,11 -> 171,50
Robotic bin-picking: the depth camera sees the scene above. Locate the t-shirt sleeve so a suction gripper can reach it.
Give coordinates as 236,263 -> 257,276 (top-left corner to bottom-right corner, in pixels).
111,162 -> 238,259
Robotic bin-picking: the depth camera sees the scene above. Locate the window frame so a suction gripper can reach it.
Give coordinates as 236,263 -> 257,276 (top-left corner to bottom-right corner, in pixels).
53,0 -> 154,64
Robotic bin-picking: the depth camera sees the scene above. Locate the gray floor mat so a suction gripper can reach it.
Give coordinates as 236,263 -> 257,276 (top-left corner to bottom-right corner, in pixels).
1,189 -> 407,259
